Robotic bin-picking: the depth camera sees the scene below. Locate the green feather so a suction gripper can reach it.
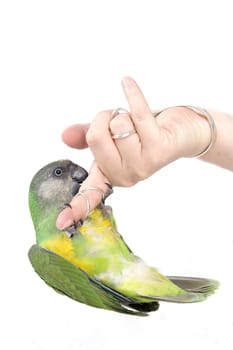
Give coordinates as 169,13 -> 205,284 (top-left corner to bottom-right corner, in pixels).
29,245 -> 158,316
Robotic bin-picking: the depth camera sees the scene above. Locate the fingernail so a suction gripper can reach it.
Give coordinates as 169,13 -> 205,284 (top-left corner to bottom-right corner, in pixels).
56,215 -> 74,230
121,76 -> 133,90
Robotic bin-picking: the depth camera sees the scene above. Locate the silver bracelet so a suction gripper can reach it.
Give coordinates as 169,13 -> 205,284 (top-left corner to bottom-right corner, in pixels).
153,105 -> 217,158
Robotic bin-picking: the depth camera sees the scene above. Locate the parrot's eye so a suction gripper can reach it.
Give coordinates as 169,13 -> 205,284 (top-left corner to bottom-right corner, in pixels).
53,167 -> 63,177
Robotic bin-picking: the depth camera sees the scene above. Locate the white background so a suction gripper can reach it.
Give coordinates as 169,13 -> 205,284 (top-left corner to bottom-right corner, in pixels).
0,0 -> 233,349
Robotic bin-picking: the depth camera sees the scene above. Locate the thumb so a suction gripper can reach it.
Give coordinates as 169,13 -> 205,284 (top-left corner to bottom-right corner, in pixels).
62,123 -> 90,149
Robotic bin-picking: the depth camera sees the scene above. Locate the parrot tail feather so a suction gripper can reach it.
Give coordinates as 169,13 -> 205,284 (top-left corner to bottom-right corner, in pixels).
167,276 -> 219,296
137,276 -> 219,303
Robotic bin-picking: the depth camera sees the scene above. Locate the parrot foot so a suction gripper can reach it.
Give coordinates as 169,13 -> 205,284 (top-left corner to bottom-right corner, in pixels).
61,203 -> 84,238
65,220 -> 82,238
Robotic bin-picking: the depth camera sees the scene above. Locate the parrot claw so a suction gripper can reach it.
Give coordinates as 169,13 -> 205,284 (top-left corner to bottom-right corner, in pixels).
61,202 -> 72,210
61,203 -> 84,237
65,221 -> 82,238
101,205 -> 113,217
102,183 -> 113,203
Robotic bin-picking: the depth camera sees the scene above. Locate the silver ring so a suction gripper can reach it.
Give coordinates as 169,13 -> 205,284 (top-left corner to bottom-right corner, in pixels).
76,192 -> 91,217
154,105 -> 216,157
77,185 -> 113,217
111,107 -> 136,139
112,108 -> 130,118
112,129 -> 137,139
80,186 -> 105,201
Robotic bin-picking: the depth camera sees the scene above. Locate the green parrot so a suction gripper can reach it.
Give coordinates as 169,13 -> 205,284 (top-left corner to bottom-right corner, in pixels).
28,160 -> 219,316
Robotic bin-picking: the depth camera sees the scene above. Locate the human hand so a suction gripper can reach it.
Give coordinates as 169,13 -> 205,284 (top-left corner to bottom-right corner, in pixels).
57,77 -> 211,229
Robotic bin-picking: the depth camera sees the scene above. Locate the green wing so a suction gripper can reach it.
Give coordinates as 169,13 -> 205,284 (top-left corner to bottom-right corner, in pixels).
28,245 -> 159,316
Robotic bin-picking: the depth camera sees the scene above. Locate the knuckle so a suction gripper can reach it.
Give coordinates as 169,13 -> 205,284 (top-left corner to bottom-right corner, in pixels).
86,128 -> 102,146
110,114 -> 132,131
124,178 -> 137,187
116,163 -> 149,187
110,172 -> 138,187
122,172 -> 141,187
120,178 -> 137,187
132,164 -> 151,181
86,110 -> 112,147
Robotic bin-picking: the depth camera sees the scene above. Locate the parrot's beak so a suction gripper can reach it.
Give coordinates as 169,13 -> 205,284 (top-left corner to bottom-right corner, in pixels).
70,163 -> 88,197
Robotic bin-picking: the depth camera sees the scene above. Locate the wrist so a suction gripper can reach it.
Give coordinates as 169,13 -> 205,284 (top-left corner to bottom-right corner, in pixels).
199,110 -> 233,170
155,106 -> 213,158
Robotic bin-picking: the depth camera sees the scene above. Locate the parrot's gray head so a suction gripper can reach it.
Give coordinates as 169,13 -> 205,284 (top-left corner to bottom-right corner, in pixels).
29,160 -> 88,208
